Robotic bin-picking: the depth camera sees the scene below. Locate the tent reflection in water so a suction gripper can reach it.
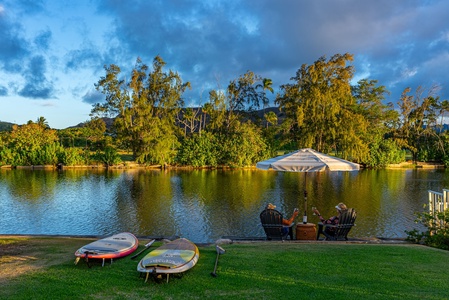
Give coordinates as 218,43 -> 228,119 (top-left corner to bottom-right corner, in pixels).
256,148 -> 360,223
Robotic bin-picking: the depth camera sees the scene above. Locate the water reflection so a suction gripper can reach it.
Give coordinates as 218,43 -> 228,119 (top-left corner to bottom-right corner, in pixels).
1,168 -> 448,243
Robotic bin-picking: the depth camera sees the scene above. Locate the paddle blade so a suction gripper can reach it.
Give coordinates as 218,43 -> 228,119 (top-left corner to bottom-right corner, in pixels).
216,245 -> 225,255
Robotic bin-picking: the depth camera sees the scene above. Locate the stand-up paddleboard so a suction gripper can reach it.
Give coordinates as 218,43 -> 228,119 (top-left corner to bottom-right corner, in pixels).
137,238 -> 199,282
75,232 -> 138,267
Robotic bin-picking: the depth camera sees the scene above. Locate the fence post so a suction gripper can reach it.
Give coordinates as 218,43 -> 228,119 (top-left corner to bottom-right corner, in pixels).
444,189 -> 449,211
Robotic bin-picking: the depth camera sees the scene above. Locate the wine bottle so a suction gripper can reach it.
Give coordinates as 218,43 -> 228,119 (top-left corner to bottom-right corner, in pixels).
302,211 -> 307,224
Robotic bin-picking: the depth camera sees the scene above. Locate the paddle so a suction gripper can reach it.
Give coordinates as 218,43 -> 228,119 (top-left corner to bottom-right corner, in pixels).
131,240 -> 155,259
210,244 -> 226,277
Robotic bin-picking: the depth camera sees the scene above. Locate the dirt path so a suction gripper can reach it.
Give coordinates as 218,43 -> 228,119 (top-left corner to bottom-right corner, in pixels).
0,236 -> 92,284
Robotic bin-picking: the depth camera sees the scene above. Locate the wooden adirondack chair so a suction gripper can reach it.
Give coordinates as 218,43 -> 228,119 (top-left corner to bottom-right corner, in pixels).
316,208 -> 357,241
260,209 -> 294,240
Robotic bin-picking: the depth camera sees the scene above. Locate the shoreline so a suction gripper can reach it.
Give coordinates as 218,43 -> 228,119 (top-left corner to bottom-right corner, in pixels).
0,161 -> 446,170
0,234 -> 411,246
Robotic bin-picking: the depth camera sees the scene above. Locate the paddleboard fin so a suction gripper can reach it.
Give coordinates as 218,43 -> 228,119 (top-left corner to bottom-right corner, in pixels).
84,251 -> 92,268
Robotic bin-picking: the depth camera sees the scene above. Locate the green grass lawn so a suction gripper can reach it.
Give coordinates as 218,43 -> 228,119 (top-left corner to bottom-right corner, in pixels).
1,237 -> 449,299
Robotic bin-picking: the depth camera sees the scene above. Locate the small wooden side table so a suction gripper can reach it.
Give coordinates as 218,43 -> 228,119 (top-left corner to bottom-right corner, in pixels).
296,223 -> 317,240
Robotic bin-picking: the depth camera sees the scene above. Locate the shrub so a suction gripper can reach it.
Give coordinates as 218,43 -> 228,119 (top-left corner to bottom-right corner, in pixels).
0,147 -> 14,166
176,132 -> 219,167
33,143 -> 61,165
406,208 -> 449,251
57,147 -> 89,166
218,122 -> 270,167
366,138 -> 405,168
92,146 -> 122,166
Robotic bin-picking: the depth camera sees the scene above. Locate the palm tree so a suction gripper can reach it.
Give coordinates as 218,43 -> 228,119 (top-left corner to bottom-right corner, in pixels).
263,78 -> 274,94
36,116 -> 49,129
264,111 -> 278,129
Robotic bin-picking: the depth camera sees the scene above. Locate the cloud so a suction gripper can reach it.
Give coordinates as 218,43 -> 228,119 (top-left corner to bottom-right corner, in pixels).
0,10 -> 30,73
82,89 -> 104,105
34,29 -> 52,51
2,0 -> 449,129
96,0 -> 277,93
65,47 -> 103,71
0,85 -> 7,96
95,0 -> 449,104
18,55 -> 54,99
9,0 -> 45,14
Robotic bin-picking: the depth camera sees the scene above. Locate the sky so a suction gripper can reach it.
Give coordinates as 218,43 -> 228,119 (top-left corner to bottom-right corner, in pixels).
1,0 -> 449,129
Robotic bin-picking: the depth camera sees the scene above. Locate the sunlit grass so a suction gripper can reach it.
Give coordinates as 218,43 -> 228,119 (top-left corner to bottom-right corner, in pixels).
118,151 -> 134,162
1,237 -> 449,299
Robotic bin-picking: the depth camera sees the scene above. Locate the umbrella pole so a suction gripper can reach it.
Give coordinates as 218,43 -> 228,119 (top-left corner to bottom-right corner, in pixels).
303,173 -> 308,224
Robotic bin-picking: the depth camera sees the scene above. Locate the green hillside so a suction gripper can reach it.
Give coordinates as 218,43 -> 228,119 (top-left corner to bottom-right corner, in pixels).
0,121 -> 14,132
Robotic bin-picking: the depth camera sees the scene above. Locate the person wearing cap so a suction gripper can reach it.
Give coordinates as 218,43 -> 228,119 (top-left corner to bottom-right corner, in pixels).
312,202 -> 347,236
266,203 -> 299,227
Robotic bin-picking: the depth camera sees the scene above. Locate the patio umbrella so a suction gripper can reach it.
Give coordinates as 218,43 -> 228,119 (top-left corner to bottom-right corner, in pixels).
256,148 -> 360,223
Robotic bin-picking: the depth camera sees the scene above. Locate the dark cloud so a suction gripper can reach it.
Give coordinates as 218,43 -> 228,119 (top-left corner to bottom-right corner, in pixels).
2,0 -> 449,116
18,55 -> 54,99
97,0 -> 272,91
19,83 -> 52,99
0,12 -> 29,72
82,89 -> 103,105
0,85 -> 8,96
95,0 -> 449,104
34,30 -> 52,51
8,0 -> 45,14
65,47 -> 103,71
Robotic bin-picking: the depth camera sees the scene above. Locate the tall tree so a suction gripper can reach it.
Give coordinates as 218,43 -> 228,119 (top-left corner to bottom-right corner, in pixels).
84,117 -> 107,149
393,85 -> 442,162
352,79 -> 402,164
92,56 -> 190,165
207,71 -> 271,133
276,53 -> 367,160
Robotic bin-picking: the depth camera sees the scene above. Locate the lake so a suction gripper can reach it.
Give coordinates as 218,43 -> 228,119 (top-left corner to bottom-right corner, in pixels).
1,168 -> 447,243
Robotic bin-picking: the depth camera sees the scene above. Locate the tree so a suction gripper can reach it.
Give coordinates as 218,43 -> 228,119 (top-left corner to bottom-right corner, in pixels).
7,123 -> 60,165
393,85 -> 442,162
177,107 -> 200,136
84,117 -> 107,149
92,56 -> 190,165
264,111 -> 278,129
205,89 -> 227,133
276,53 -> 368,160
36,116 -> 49,129
352,79 -> 392,134
352,79 -> 402,164
205,71 -> 272,134
201,102 -> 213,134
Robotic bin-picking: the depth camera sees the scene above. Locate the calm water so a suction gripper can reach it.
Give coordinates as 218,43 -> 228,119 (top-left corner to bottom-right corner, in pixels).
1,168 -> 448,243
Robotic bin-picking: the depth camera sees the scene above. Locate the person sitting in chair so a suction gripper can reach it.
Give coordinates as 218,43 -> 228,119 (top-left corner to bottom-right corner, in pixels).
312,202 -> 347,237
266,203 -> 299,235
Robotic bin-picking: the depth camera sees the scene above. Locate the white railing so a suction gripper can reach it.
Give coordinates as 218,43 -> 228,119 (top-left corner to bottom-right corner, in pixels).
428,189 -> 449,214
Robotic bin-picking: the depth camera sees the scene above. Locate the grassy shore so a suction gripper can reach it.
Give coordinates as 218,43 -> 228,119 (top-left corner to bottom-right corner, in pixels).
1,236 -> 449,300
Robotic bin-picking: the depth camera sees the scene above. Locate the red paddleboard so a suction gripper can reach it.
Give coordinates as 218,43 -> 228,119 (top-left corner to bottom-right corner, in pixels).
74,232 -> 138,266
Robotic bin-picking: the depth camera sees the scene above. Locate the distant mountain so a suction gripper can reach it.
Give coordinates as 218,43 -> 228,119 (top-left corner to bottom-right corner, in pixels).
0,121 -> 14,132
69,108 -> 286,131
69,117 -> 115,129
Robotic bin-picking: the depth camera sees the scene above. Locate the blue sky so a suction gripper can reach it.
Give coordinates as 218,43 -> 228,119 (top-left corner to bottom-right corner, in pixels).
1,0 -> 449,129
